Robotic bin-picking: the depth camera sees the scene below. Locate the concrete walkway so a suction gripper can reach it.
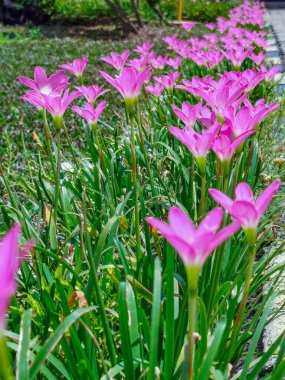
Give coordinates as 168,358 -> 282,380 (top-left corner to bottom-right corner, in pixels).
266,6 -> 285,68
262,5 -> 285,365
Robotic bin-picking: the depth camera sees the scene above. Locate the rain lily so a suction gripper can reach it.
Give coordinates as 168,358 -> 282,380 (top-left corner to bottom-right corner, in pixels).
145,83 -> 165,97
167,57 -> 183,70
72,101 -> 106,128
170,124 -> 219,169
181,21 -> 197,32
243,99 -> 279,126
127,56 -> 149,72
0,224 -> 33,330
101,50 -> 130,71
22,90 -> 45,111
134,42 -> 153,55
60,56 -> 88,79
205,22 -> 215,30
195,78 -> 248,119
260,65 -> 280,81
99,66 -> 151,111
162,34 -> 178,49
18,66 -> 68,96
209,180 -> 280,243
225,106 -> 255,137
41,89 -> 80,129
75,84 -> 109,105
223,47 -> 254,67
154,72 -> 180,89
146,206 -> 240,268
249,51 -> 266,65
225,100 -> 278,137
171,101 -> 203,128
212,128 -> 255,162
150,55 -> 168,69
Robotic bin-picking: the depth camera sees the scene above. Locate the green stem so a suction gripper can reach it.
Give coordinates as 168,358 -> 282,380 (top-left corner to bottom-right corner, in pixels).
198,159 -> 206,219
188,155 -> 195,216
187,290 -> 197,380
245,138 -> 255,180
222,160 -> 230,194
0,335 -> 13,380
223,243 -> 256,367
42,110 -> 56,178
62,120 -> 80,171
206,160 -> 230,317
53,130 -> 61,227
129,113 -> 142,266
135,104 -> 157,197
82,190 -> 117,366
232,151 -> 241,196
93,126 -> 106,171
185,267 -> 200,380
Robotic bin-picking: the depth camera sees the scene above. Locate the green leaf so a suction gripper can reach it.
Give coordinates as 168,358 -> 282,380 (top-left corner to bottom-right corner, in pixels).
148,257 -> 162,380
197,319 -> 226,380
164,244 -> 175,380
240,294 -> 276,380
118,282 -> 135,380
16,309 -> 32,380
29,307 -> 96,380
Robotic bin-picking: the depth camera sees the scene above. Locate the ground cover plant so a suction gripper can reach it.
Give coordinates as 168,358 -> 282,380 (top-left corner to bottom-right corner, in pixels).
0,1 -> 285,379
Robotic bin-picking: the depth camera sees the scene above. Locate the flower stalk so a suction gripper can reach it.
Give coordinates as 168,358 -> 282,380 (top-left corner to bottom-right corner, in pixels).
224,237 -> 256,367
197,158 -> 207,218
129,111 -> 142,265
54,127 -> 61,228
185,266 -> 200,380
0,336 -> 13,380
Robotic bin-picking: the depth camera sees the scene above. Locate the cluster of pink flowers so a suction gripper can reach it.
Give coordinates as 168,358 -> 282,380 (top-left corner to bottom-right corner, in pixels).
18,56 -> 108,129
16,0 -> 280,277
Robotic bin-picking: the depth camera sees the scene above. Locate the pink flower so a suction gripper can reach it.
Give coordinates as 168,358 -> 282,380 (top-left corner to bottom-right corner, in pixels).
167,57 -> 182,70
225,106 -> 255,137
145,83 -> 165,97
212,128 -> 255,162
43,90 -> 79,117
127,56 -> 149,72
134,42 -> 153,55
72,101 -> 106,127
38,89 -> 80,128
171,101 -> 202,127
150,55 -> 169,69
205,22 -> 215,30
99,67 -> 151,104
75,85 -> 109,104
181,21 -> 197,32
154,72 -> 180,89
225,100 -> 278,137
101,50 -> 130,71
260,65 -> 280,81
162,34 -> 178,49
195,78 -> 248,118
18,66 -> 68,96
146,207 -> 240,267
209,180 -> 280,230
22,90 -> 45,111
170,124 -> 219,162
250,51 -> 266,65
0,224 -> 33,329
244,99 -> 279,126
223,47 -> 253,67
60,56 -> 88,78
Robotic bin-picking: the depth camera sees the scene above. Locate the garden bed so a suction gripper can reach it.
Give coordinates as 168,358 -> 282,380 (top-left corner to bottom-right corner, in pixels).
0,1 -> 285,379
